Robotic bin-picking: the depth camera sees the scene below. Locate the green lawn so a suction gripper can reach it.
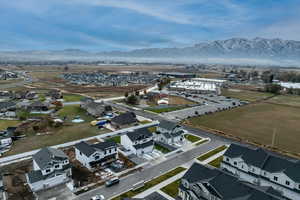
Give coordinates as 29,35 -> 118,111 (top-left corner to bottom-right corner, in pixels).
63,93 -> 84,102
184,134 -> 201,143
161,180 -> 180,198
195,139 -> 209,146
267,95 -> 300,107
154,143 -> 171,154
111,167 -> 186,200
208,156 -> 223,168
106,136 -> 121,144
145,106 -> 188,113
197,145 -> 227,161
0,120 -> 20,130
57,105 -> 94,122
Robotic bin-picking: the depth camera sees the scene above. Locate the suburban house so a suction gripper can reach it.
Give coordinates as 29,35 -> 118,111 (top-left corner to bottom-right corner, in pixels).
47,90 -> 63,100
0,127 -> 17,149
156,120 -> 185,145
14,91 -> 38,100
179,163 -> 284,200
27,101 -> 49,112
0,91 -> 13,101
26,147 -> 72,192
221,143 -> 300,200
121,128 -> 154,157
111,112 -> 137,129
0,101 -> 17,118
75,141 -> 118,170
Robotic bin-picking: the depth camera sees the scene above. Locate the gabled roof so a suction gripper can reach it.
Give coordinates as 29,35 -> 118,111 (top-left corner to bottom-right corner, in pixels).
182,163 -> 283,200
127,128 -> 153,142
111,112 -> 137,125
224,143 -> 300,183
75,141 -> 117,157
159,120 -> 180,130
32,147 -> 68,170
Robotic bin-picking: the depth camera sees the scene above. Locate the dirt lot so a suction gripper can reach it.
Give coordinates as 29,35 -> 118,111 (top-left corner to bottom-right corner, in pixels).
222,89 -> 274,102
169,95 -> 196,105
2,160 -> 34,200
186,102 -> 300,156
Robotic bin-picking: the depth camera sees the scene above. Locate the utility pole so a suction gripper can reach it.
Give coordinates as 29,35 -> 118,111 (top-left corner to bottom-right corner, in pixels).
272,128 -> 277,147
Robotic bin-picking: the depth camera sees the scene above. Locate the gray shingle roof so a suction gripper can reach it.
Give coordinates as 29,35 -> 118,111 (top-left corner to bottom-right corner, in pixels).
111,112 -> 137,126
75,141 -> 117,157
32,147 -> 68,170
182,163 -> 283,200
27,170 -> 44,183
127,128 -> 153,142
224,143 -> 300,183
159,120 -> 180,131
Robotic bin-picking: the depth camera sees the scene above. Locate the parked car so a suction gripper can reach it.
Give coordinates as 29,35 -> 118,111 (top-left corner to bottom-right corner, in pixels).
105,177 -> 120,187
90,194 -> 105,200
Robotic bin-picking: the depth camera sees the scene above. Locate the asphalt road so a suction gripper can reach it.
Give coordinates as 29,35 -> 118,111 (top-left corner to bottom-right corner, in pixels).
75,138 -> 227,200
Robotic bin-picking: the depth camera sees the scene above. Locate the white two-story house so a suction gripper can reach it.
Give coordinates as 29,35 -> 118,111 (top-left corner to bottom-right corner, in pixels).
121,128 -> 154,157
156,120 -> 185,145
179,163 -> 284,200
221,143 -> 300,200
75,141 -> 118,170
26,147 -> 72,192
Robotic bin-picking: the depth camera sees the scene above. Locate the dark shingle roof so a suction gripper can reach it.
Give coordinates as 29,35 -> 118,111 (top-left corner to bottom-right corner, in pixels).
27,170 -> 44,183
111,112 -> 137,126
32,147 -> 68,170
224,143 -> 300,183
182,163 -> 283,200
127,128 -> 153,142
133,140 -> 154,150
159,120 -> 180,130
75,141 -> 117,157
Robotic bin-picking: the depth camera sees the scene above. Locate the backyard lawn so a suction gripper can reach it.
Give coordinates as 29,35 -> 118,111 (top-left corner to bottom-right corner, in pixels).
57,105 -> 94,122
106,136 -> 121,144
63,93 -> 85,102
186,102 -> 300,155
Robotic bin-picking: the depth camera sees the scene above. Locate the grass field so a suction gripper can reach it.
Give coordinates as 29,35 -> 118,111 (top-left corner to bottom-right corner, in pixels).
267,95 -> 300,107
154,143 -> 171,154
222,89 -> 273,102
57,105 -> 94,122
0,120 -> 20,130
145,106 -> 188,113
184,134 -> 201,143
161,180 -> 180,198
197,145 -> 227,161
63,93 -> 84,102
187,103 -> 300,154
5,122 -> 108,156
111,167 -> 186,200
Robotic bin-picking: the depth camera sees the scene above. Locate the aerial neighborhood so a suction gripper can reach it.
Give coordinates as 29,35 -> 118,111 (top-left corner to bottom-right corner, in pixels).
1,63 -> 300,200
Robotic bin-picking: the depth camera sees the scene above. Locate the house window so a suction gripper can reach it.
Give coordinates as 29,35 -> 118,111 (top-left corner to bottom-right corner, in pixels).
286,181 -> 290,186
241,165 -> 244,169
80,152 -> 82,155
46,169 -> 51,173
234,161 -> 237,165
95,156 -> 100,160
274,176 -> 278,181
299,185 -> 300,189
226,158 -> 229,162
252,168 -> 255,172
55,165 -> 59,168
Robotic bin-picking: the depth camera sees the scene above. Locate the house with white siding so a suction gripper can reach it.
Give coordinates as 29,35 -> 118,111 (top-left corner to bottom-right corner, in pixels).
221,143 -> 300,200
26,147 -> 72,192
155,120 -> 185,145
121,128 -> 154,157
75,141 -> 118,170
179,163 -> 284,200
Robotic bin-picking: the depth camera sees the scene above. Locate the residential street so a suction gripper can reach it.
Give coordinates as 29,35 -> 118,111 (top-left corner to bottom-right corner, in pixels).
74,139 -> 227,200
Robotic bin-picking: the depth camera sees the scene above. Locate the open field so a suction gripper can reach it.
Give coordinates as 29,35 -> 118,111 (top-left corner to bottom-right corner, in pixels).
222,89 -> 274,102
111,167 -> 186,200
145,105 -> 188,113
186,103 -> 300,154
0,120 -> 20,130
5,122 -> 108,156
63,93 -> 85,102
267,95 -> 300,107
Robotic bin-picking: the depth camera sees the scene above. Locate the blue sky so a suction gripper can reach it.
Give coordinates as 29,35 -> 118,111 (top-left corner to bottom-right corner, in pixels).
1,0 -> 300,51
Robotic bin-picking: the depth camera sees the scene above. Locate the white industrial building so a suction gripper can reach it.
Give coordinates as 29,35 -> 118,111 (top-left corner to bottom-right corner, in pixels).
169,78 -> 226,95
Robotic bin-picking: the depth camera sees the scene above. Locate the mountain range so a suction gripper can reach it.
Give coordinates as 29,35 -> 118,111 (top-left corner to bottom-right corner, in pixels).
1,38 -> 300,66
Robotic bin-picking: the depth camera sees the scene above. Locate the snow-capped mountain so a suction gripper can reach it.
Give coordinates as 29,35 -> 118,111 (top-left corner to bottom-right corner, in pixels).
1,38 -> 300,65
